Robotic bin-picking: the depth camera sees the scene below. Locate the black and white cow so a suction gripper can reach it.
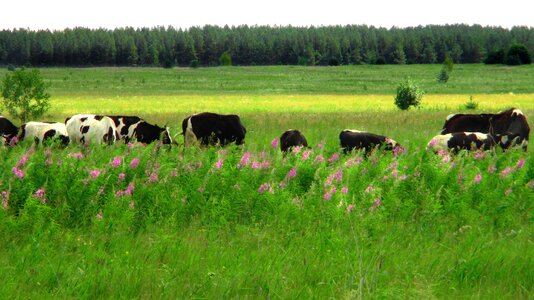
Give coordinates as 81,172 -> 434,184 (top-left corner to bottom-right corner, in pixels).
489,108 -> 530,149
182,112 -> 246,147
0,116 -> 18,145
18,122 -> 69,146
65,114 -> 119,145
441,113 -> 494,134
340,130 -> 400,154
280,129 -> 308,152
107,116 -> 172,145
426,131 -> 525,152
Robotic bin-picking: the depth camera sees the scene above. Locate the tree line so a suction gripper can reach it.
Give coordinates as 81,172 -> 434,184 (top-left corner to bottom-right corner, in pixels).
0,24 -> 533,67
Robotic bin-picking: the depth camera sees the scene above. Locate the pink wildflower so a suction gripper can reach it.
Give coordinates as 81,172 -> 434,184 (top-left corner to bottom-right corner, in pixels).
488,165 -> 496,174
314,155 -> 324,163
398,174 -> 408,181
214,159 -> 224,170
288,168 -> 297,178
130,158 -> 140,169
528,180 -> 534,188
12,167 -> 24,179
271,138 -> 278,148
473,173 -> 482,185
341,187 -> 348,194
317,142 -> 324,149
505,188 -> 512,195
33,189 -> 46,204
68,152 -> 83,159
251,161 -> 260,169
111,156 -> 122,168
391,169 -> 398,178
334,170 -> 343,181
292,146 -> 302,153
327,153 -> 339,163
302,150 -> 311,160
346,204 -> 354,213
365,185 -> 374,193
129,201 -> 135,209
148,172 -> 158,183
258,183 -> 272,194
500,167 -> 512,178
90,169 -> 101,179
330,186 -> 337,194
125,182 -> 135,195
118,173 -> 125,182
374,198 -> 381,207
96,212 -> 103,219
116,190 -> 125,197
128,142 -> 134,149
9,136 -> 18,146
238,152 -> 251,168
324,191 -> 332,201
382,175 -> 389,182
515,159 -> 525,170
474,151 -> 485,160
1,191 -> 9,208
198,187 -> 204,193
429,138 -> 437,147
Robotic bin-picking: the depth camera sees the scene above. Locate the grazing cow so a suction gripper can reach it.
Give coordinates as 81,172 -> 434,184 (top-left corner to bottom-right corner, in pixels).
441,113 -> 494,134
126,121 -> 172,145
340,130 -> 400,154
18,122 -> 69,146
182,112 -> 246,147
65,114 -> 119,145
106,116 -> 172,145
489,108 -> 530,149
0,116 -> 18,145
280,129 -> 308,152
426,131 -> 526,153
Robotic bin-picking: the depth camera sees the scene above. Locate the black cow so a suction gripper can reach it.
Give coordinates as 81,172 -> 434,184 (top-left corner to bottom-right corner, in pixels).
0,116 -> 18,145
182,112 -> 246,147
489,108 -> 530,149
427,131 -> 525,153
340,130 -> 400,154
441,113 -> 494,134
280,129 -> 308,152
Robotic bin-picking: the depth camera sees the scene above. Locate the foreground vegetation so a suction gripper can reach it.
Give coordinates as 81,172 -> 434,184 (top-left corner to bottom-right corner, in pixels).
1,141 -> 532,298
0,66 -> 533,298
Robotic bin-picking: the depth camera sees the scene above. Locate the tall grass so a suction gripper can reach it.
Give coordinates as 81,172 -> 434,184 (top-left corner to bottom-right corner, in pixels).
0,139 -> 532,298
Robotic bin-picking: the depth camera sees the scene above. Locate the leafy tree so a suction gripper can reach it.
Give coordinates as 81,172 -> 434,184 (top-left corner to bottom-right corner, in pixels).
505,44 -> 531,65
394,79 -> 424,110
219,51 -> 232,66
0,68 -> 50,124
484,49 -> 505,64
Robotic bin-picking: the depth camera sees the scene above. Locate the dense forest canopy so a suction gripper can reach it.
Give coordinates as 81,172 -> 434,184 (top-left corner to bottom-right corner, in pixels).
0,24 -> 533,67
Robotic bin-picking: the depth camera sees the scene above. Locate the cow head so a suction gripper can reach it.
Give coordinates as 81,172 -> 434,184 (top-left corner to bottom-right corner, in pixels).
494,132 -> 527,150
225,115 -> 246,145
160,125 -> 173,145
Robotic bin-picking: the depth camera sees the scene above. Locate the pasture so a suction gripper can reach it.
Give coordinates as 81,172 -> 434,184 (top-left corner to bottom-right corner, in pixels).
0,65 -> 533,298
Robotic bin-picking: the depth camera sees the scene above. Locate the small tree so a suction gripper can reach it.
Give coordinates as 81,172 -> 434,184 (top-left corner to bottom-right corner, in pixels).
394,79 -> 424,110
506,44 -> 531,65
219,51 -> 232,66
1,68 -> 50,124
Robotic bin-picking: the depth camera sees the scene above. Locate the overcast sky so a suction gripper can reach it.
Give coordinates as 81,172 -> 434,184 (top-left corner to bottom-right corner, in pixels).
2,0 -> 533,30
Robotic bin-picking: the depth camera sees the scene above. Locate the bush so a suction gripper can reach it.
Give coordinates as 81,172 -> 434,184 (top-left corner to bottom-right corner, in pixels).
1,67 -> 51,124
484,50 -> 505,64
437,67 -> 450,83
394,79 -> 424,110
506,44 -> 531,65
219,51 -> 232,66
464,96 -> 479,110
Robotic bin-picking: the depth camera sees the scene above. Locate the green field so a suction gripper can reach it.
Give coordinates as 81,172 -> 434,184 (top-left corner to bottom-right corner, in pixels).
0,65 -> 533,298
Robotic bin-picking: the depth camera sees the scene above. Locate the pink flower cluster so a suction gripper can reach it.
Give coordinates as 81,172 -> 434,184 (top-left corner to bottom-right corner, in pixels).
258,182 -> 273,194
33,188 -> 46,204
116,182 -> 135,197
237,152 -> 251,169
68,152 -> 83,159
1,191 -> 9,208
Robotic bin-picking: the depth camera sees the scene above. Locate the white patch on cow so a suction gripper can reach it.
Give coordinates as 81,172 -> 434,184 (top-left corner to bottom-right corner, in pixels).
115,119 -> 126,140
446,114 -> 457,121
469,132 -> 489,141
500,135 -> 509,145
512,109 -> 523,117
21,122 -> 68,144
426,134 -> 452,151
184,117 -> 198,147
66,114 -> 97,144
343,129 -> 364,133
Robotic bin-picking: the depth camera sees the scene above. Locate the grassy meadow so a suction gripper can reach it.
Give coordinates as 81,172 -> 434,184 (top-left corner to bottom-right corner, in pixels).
0,65 -> 533,298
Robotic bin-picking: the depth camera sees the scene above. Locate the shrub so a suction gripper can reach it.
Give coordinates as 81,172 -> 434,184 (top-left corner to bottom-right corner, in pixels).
484,50 -> 505,64
219,51 -> 232,66
505,44 -> 531,65
394,79 -> 424,110
464,96 -> 479,110
437,67 -> 449,83
1,67 -> 51,124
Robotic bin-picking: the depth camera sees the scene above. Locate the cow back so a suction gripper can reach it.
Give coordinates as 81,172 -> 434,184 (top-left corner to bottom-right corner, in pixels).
441,113 -> 493,134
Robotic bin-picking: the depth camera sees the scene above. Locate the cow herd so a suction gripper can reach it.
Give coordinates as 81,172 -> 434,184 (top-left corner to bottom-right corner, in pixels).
0,108 -> 530,155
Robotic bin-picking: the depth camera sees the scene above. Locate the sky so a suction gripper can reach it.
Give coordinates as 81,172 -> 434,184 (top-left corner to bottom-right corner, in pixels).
1,0 -> 533,30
